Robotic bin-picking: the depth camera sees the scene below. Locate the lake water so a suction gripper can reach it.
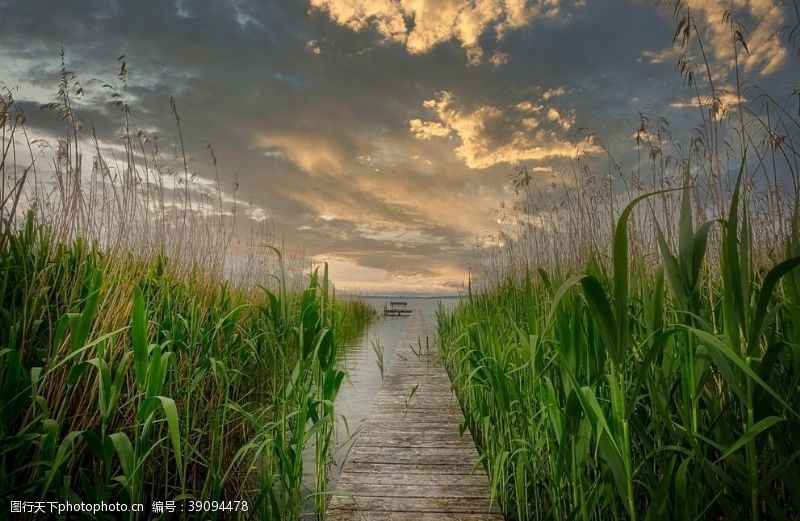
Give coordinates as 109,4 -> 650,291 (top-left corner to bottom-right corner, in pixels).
301,296 -> 461,515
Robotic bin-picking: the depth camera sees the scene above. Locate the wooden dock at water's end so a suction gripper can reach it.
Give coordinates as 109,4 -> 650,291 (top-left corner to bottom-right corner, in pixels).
327,311 -> 503,520
383,301 -> 413,316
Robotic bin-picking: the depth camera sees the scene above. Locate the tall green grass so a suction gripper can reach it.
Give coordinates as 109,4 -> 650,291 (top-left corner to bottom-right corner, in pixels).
439,5 -> 800,520
0,220 -> 373,517
440,171 -> 800,519
1,60 -> 374,518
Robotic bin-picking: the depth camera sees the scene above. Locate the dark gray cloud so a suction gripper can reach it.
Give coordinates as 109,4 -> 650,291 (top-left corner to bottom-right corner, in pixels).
1,0 -> 795,293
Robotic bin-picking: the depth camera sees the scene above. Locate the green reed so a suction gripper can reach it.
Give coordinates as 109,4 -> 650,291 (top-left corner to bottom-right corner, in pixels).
439,169 -> 800,519
0,60 -> 374,518
0,217 -> 374,518
439,6 -> 800,519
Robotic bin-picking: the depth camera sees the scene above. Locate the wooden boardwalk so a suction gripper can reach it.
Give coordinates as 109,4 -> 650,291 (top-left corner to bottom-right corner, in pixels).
327,311 -> 503,520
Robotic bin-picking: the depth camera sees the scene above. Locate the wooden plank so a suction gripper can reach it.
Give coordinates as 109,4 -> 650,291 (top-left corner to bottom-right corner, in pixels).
367,402 -> 462,411
327,511 -> 502,520
374,378 -> 452,386
357,432 -> 473,442
363,415 -> 462,424
327,311 -> 500,519
327,496 -> 502,514
337,472 -> 491,487
347,449 -> 479,465
367,397 -> 461,407
372,382 -> 454,391
331,483 -> 493,498
361,406 -> 462,415
356,431 -> 473,441
342,461 -> 482,475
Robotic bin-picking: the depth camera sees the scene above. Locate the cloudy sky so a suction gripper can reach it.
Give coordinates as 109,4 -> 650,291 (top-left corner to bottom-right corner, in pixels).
1,0 -> 796,294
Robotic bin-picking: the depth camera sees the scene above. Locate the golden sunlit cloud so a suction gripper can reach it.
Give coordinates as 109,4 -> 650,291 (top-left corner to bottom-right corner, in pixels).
307,0 -> 585,65
257,133 -> 346,173
640,45 -> 683,65
668,89 -> 746,121
689,0 -> 787,76
642,0 -> 787,77
489,50 -> 510,66
409,90 -> 595,169
316,254 -> 467,294
305,39 -> 322,54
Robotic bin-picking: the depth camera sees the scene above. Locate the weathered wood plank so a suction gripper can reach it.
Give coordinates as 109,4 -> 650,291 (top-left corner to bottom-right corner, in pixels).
342,461 -> 482,475
347,448 -> 479,465
355,436 -> 474,448
361,418 -> 465,426
361,412 -> 464,421
364,405 -> 462,413
356,430 -> 473,440
327,496 -> 502,514
337,472 -> 491,487
331,483 -> 493,498
378,379 -> 451,385
327,311 -> 501,519
326,511 -> 502,520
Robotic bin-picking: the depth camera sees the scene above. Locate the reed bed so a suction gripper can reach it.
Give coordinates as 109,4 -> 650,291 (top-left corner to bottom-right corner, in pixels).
439,4 -> 800,520
1,58 -> 374,518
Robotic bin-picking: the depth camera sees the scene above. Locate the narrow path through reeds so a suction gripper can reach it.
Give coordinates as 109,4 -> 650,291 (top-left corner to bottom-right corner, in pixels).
328,310 -> 501,520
